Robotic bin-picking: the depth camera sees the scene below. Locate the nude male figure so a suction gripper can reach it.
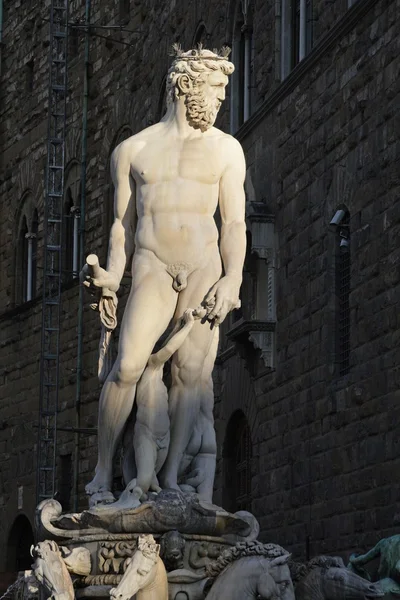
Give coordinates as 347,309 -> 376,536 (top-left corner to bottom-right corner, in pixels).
83,47 -> 246,505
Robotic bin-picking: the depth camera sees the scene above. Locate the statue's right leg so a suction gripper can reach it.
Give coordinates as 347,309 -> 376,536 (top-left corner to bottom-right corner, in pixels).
85,256 -> 177,500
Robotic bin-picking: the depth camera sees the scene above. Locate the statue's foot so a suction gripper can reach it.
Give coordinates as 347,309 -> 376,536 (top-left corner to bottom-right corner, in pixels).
92,479 -> 144,511
88,490 -> 116,508
86,473 -> 115,508
85,472 -> 112,496
179,484 -> 196,493
160,478 -> 181,492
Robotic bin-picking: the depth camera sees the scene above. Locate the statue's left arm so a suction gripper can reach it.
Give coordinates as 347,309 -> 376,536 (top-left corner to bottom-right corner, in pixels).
204,136 -> 246,324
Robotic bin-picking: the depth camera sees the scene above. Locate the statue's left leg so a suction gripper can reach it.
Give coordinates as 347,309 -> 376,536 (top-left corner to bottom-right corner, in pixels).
159,258 -> 221,499
192,327 -> 219,502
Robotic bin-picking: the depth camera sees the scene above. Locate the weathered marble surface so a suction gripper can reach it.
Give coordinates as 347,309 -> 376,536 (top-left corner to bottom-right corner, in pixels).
36,493 -> 259,542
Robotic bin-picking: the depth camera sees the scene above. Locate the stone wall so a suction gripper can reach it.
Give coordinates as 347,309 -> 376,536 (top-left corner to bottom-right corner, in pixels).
214,0 -> 400,560
0,0 -> 399,576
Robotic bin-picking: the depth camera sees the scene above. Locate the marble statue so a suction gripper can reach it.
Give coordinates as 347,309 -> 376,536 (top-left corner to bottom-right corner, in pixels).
31,541 -> 74,600
81,45 -> 245,507
292,556 -> 383,600
204,541 -> 295,600
349,535 -> 400,598
110,534 -> 168,600
31,540 -> 91,600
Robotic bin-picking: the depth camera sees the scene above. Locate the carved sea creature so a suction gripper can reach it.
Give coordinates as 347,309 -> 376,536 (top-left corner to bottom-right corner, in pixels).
205,541 -> 294,600
110,534 -> 168,600
31,541 -> 74,600
293,556 -> 384,600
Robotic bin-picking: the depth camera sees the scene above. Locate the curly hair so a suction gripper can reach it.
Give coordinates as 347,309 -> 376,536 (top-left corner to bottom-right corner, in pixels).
206,541 -> 289,579
166,47 -> 234,106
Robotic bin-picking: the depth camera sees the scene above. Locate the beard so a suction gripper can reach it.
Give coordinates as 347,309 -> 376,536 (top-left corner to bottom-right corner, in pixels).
185,88 -> 220,132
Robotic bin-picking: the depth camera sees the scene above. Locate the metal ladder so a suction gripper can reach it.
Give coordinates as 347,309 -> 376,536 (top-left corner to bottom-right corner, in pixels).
36,0 -> 69,503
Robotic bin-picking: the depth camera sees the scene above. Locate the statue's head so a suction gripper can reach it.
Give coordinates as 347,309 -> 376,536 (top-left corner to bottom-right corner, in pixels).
167,45 -> 234,132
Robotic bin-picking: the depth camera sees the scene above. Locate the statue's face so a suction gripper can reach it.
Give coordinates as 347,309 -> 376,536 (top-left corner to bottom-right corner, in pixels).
185,70 -> 229,132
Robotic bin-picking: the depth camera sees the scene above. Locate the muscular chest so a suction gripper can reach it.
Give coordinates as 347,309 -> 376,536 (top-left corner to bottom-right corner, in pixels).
132,138 -> 222,185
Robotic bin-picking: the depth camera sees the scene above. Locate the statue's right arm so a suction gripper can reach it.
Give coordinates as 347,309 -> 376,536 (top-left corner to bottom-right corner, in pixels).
83,141 -> 136,293
106,142 -> 137,289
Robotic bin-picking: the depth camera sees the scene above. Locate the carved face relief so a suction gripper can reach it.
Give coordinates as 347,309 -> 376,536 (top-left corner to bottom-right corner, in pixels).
160,531 -> 185,571
185,71 -> 229,132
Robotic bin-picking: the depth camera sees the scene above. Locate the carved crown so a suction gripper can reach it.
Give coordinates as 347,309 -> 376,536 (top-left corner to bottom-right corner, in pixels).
171,43 -> 231,61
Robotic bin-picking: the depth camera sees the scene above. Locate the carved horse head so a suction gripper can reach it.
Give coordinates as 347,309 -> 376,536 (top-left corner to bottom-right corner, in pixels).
323,567 -> 384,600
295,560 -> 384,600
110,535 -> 166,600
258,555 -> 295,600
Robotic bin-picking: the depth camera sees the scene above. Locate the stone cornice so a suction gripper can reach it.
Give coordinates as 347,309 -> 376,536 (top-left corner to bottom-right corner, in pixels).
235,0 -> 382,142
226,319 -> 276,340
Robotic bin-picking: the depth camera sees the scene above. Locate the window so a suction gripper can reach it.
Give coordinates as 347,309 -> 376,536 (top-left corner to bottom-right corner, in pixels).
25,59 -> 34,93
223,411 -> 252,512
68,23 -> 79,60
63,162 -> 81,281
119,0 -> 130,24
193,22 -> 207,46
230,0 -> 254,132
335,210 -> 350,375
16,196 -> 39,304
31,209 -> 38,296
281,0 -> 313,79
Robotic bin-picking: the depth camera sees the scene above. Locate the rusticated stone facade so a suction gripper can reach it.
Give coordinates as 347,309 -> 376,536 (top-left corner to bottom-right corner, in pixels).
0,0 -> 399,586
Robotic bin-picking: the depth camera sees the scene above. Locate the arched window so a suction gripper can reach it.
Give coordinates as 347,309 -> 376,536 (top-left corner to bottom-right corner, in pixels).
31,209 -> 38,296
193,22 -> 208,46
63,162 -> 81,281
6,515 -> 35,572
16,195 -> 39,304
230,0 -> 254,132
223,410 -> 252,512
333,208 -> 350,375
106,127 -> 133,238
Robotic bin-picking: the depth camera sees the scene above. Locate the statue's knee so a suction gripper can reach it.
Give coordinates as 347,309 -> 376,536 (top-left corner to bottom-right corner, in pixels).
116,359 -> 143,386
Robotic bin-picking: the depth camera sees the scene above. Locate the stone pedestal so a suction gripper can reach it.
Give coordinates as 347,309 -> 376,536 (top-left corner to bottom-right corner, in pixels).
33,490 -> 262,600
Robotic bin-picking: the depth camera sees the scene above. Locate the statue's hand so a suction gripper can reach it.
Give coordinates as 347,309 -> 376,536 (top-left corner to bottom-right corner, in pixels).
181,309 -> 195,325
80,263 -> 120,293
202,275 -> 241,325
